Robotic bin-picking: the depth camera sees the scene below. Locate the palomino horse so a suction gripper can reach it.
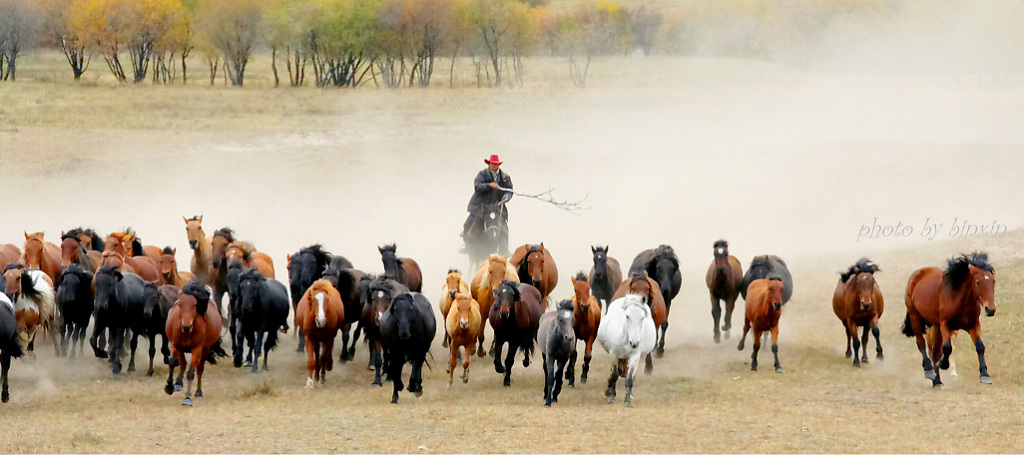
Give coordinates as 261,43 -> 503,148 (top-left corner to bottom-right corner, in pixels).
738,277 -> 786,373
706,240 -> 743,343
159,247 -> 194,289
588,246 -> 622,312
60,229 -> 100,272
379,244 -> 423,292
510,243 -> 559,303
597,293 -> 657,407
445,292 -> 481,388
104,230 -> 160,283
629,245 -> 681,357
470,254 -> 519,356
21,232 -> 62,285
380,292 -> 436,404
0,290 -> 23,403
297,279 -> 344,388
3,265 -> 57,354
165,280 -> 223,406
567,273 -> 601,385
833,258 -> 884,366
903,252 -> 995,387
488,281 -> 544,388
538,300 -> 575,407
439,269 -> 471,348
612,271 -> 666,374
225,241 -> 275,278
1,244 -> 21,273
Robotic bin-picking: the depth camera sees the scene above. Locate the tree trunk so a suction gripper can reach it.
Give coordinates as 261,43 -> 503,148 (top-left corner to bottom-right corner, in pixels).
271,47 -> 279,87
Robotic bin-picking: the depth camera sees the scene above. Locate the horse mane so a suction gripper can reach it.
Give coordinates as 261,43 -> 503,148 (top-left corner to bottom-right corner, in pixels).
499,279 -> 520,301
944,252 -> 994,290
130,237 -> 144,256
63,228 -> 84,242
185,215 -> 202,222
653,245 -> 679,267
556,299 -> 574,312
750,255 -> 771,272
295,244 -> 332,273
447,268 -> 460,275
840,258 -> 880,283
713,239 -> 728,249
228,240 -> 256,259
574,271 -> 587,282
379,244 -> 397,254
82,228 -> 103,251
163,246 -> 175,255
182,279 -> 212,315
6,263 -> 23,272
213,227 -> 235,242
764,275 -> 784,283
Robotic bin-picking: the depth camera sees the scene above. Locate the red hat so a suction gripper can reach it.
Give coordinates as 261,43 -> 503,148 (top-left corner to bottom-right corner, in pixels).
484,154 -> 503,165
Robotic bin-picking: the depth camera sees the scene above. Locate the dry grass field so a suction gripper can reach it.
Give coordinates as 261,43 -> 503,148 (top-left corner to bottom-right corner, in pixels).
2,33 -> 1024,453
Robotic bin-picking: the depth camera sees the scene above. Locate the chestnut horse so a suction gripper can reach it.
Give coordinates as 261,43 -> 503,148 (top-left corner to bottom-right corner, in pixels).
101,250 -> 136,274
104,230 -> 160,283
439,269 -> 471,348
446,292 -> 482,387
225,241 -> 275,278
612,270 -> 666,374
588,246 -> 622,312
903,252 -> 995,387
488,281 -> 544,388
738,277 -> 786,373
159,247 -> 194,289
378,244 -> 422,292
510,243 -> 559,302
706,240 -> 743,343
184,216 -> 230,316
832,258 -> 884,366
567,272 -> 601,385
297,279 -> 344,388
470,254 -> 519,356
0,244 -> 21,273
60,229 -> 100,272
164,280 -> 223,406
21,232 -> 62,285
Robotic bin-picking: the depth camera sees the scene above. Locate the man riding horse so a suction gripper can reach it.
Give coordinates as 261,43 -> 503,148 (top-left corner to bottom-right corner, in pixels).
461,154 -> 513,254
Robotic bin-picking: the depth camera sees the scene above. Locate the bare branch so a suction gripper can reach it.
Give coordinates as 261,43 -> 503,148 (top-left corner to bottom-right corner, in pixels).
497,186 -> 590,215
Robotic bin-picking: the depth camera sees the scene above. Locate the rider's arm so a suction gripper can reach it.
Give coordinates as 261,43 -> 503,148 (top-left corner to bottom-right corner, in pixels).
474,171 -> 490,193
501,174 -> 513,202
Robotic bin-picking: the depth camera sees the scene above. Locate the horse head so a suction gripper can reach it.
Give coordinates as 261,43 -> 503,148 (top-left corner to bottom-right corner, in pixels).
183,216 -> 204,250
211,228 -> 235,267
486,255 -> 511,286
367,278 -> 400,327
94,265 -> 124,313
841,258 -> 879,311
159,247 -> 178,282
60,230 -> 86,267
571,272 -> 590,312
592,246 -> 610,275
389,293 -> 417,340
79,228 -> 103,252
101,250 -> 125,268
492,280 -> 520,319
946,252 -> 996,317
649,245 -> 679,295
453,292 -> 476,330
238,267 -> 264,317
623,294 -> 650,349
713,240 -> 730,269
22,232 -> 46,269
524,245 -> 545,289
555,299 -> 575,343
445,269 -> 463,301
3,265 -> 26,301
627,271 -> 652,305
765,276 -> 785,311
175,293 -> 200,334
378,244 -> 400,278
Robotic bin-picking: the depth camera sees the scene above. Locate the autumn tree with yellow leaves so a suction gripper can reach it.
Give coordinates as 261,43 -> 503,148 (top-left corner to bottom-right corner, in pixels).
69,0 -> 183,83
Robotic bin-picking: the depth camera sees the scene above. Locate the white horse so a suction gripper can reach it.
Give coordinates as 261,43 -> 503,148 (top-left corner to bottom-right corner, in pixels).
597,293 -> 656,407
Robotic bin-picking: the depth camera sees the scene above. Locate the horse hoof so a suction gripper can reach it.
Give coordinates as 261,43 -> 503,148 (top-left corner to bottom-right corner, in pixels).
724,331 -> 731,340
876,353 -> 884,360
414,390 -> 423,398
305,378 -> 314,389
174,384 -> 183,392
714,333 -> 720,344
853,359 -> 860,367
494,364 -> 505,375
933,382 -> 943,388
112,372 -> 120,379
165,384 -> 174,395
625,400 -> 633,408
938,358 -> 950,370
981,376 -> 992,384
606,395 -> 615,404
567,379 -> 574,387
1,392 -> 8,403
182,397 -> 193,406
463,376 -> 469,384
391,396 -> 399,404
775,367 -> 783,373
372,382 -> 382,388
544,402 -> 551,407
924,369 -> 936,380
581,376 -> 587,384
146,369 -> 154,377
503,378 -> 511,387
845,351 -> 852,358
655,348 -> 664,359
243,360 -> 252,367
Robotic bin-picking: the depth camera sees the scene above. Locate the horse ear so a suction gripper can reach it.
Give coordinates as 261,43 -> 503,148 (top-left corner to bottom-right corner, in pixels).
198,215 -> 203,223
605,245 -> 609,252
378,246 -> 384,253
114,270 -> 124,280
183,216 -> 189,225
24,231 -> 29,240
591,246 -> 597,254
172,248 -> 176,255
571,276 -> 576,286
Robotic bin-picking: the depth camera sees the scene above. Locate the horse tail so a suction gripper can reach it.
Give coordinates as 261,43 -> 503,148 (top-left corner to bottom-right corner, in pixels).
424,350 -> 434,371
208,336 -> 228,364
900,312 -> 914,337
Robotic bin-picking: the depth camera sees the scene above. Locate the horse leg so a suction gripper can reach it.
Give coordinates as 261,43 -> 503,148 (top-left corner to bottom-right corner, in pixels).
90,323 -> 107,359
656,318 -> 667,358
339,324 -> 351,363
305,339 -> 317,388
109,327 -> 125,378
553,357 -> 566,404
543,354 -> 552,406
347,324 -> 361,360
183,349 -> 199,406
410,357 -> 425,397
251,330 -> 264,374
771,327 -> 782,373
711,296 -> 722,343
493,338 -> 506,375
926,327 -> 943,387
478,331 -> 487,358
625,355 -> 641,407
262,330 -> 277,372
462,345 -> 472,384
174,350 -> 186,391
321,337 -> 335,385
502,340 -> 517,387
967,327 -> 991,384
582,338 -> 594,384
872,318 -> 883,360
644,352 -> 653,375
59,322 -> 70,357
566,347 -> 577,387
750,329 -> 762,371
1,353 -> 10,403
605,360 -> 621,404
146,334 -> 157,376
195,353 -> 207,398
723,296 -> 736,339
938,323 -> 953,370
860,323 -> 871,364
847,320 -> 861,367
389,353 -> 405,404
244,331 -> 256,367
371,339 -> 383,387
164,349 -> 178,395
737,318 -> 751,351
448,342 -> 458,388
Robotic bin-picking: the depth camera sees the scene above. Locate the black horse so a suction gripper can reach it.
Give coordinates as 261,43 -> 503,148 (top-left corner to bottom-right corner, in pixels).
464,200 -> 509,267
322,260 -> 364,362
55,264 -> 94,358
142,284 -> 175,376
234,267 -> 290,373
287,244 -> 332,352
91,265 -> 160,378
380,291 -> 436,404
226,258 -> 245,352
1,278 -> 24,403
539,300 -> 575,407
740,255 -> 794,304
361,275 -> 409,386
630,245 -> 682,356
489,280 -> 544,387
588,246 -> 622,312
378,244 -> 422,292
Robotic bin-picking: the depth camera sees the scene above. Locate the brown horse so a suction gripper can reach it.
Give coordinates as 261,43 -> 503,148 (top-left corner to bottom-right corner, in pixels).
738,277 -> 786,372
567,272 -> 601,385
297,279 -> 344,388
184,216 -> 215,285
470,254 -> 519,356
588,246 -> 622,312
446,292 -> 482,387
612,270 -> 667,374
121,231 -> 164,264
3,266 -> 57,354
439,269 -> 470,348
225,241 -> 275,278
705,239 -> 743,343
509,243 -> 559,302
164,280 -> 223,406
832,258 -> 884,366
1,244 -> 22,273
101,250 -> 136,274
378,244 -> 422,292
903,252 -> 995,387
104,230 -> 160,283
159,247 -> 194,289
21,232 -> 62,285
60,229 -> 100,271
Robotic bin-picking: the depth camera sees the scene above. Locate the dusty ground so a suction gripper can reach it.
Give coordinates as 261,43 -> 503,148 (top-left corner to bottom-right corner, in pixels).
1,48 -> 1024,453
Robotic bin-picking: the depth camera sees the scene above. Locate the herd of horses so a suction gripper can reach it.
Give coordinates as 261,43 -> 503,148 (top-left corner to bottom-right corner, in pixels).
0,218 -> 1000,407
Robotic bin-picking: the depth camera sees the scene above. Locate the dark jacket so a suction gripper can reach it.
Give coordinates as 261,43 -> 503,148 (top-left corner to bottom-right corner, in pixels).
467,168 -> 513,212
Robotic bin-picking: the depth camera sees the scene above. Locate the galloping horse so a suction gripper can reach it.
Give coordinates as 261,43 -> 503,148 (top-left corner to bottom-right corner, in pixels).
165,280 -> 223,406
361,276 -> 408,386
630,245 -> 681,356
741,255 -> 793,303
60,229 -> 100,272
597,294 -> 657,407
510,244 -> 559,303
379,244 -> 422,292
3,265 -> 57,354
21,232 -> 62,285
184,217 -> 230,316
903,252 -> 995,387
233,268 -> 289,373
612,270 -> 666,374
122,231 -> 164,264
159,247 -> 194,289
567,272 -> 601,385
538,300 -> 575,407
320,262 -> 365,362
588,246 -> 622,312
380,292 -> 436,403
489,281 -> 544,387
287,244 -> 332,353
0,289 -> 23,403
297,279 -> 344,387
470,255 -> 519,356
55,264 -> 94,358
1,244 -> 22,274
101,250 -> 135,274
706,240 -> 743,343
439,269 -> 470,348
738,277 -> 786,373
833,258 -> 884,366
92,265 -> 158,377
225,241 -> 275,278
104,230 -> 160,283
445,292 -> 482,388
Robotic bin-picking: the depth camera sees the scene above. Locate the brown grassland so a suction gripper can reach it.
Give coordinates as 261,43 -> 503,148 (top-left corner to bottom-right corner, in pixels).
2,42 -> 1024,453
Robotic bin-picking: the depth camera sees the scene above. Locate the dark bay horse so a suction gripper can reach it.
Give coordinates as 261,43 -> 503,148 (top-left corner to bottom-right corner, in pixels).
297,279 -> 344,388
538,300 -> 575,407
361,276 -> 409,386
321,262 -> 365,362
903,252 -> 995,387
165,280 -> 223,406
832,258 -> 884,366
489,281 -> 543,387
60,229 -> 99,272
706,240 -> 743,343
379,244 -> 422,292
741,255 -> 793,303
92,265 -> 158,377
287,244 -> 332,353
144,285 -> 175,376
55,264 -> 94,358
738,277 -> 786,373
0,289 -> 23,403
380,292 -> 436,403
588,246 -> 622,312
567,273 -> 601,385
630,245 -> 681,357
612,271 -> 666,374
21,232 -> 62,286
510,243 -> 559,303
470,255 -> 519,357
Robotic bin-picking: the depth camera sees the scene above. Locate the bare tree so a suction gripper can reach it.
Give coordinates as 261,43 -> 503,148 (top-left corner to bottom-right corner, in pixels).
196,0 -> 264,86
42,0 -> 90,80
0,0 -> 41,81
469,0 -> 534,88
